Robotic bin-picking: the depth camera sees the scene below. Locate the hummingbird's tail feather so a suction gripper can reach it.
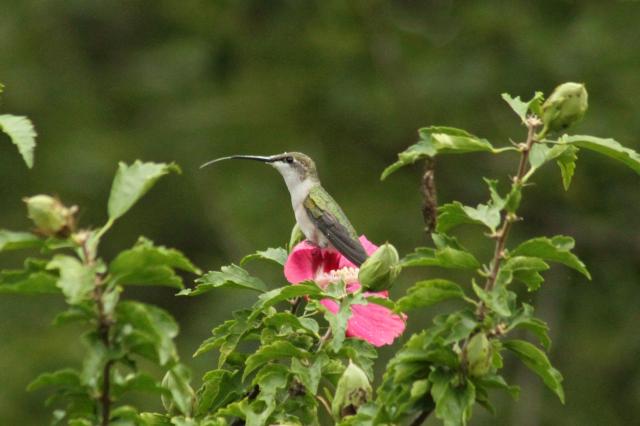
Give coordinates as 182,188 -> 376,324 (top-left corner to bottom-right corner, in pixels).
200,155 -> 274,169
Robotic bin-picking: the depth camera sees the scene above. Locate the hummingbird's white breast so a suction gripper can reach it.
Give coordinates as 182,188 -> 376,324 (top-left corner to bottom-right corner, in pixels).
271,162 -> 326,246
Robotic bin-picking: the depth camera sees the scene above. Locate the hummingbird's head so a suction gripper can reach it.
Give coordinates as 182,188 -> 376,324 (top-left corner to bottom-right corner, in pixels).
269,152 -> 318,183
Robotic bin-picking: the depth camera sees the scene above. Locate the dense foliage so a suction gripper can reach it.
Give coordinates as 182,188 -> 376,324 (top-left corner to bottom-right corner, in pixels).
2,80 -> 639,425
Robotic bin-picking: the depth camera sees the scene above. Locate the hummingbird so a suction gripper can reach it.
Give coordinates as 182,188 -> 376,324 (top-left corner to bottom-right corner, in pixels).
201,152 -> 368,266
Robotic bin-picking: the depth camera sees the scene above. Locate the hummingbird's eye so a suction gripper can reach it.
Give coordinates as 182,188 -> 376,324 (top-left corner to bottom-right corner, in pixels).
285,156 -> 294,164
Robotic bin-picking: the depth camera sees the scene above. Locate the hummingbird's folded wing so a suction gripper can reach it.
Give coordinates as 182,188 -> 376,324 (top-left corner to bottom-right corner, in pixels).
303,193 -> 368,267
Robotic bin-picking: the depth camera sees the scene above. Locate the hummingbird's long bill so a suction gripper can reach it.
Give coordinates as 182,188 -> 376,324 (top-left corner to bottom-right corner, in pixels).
200,155 -> 274,169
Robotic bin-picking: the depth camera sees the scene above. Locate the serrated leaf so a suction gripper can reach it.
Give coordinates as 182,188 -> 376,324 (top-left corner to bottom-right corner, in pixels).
110,237 -> 200,289
291,354 -> 326,394
503,340 -> 564,403
47,255 -> 96,304
247,364 -> 289,426
561,134 -> 640,174
381,127 -> 502,180
250,282 -> 322,319
502,256 -> 550,291
507,304 -> 551,350
0,230 -> 41,252
241,247 -> 288,266
436,195 -> 502,233
0,114 -> 37,168
472,281 -> 511,317
557,145 -> 578,190
0,259 -> 59,295
27,368 -> 81,391
116,301 -> 179,365
501,92 -> 544,124
162,364 -> 195,417
511,236 -> 590,279
243,341 -> 309,380
195,369 -> 242,416
473,374 -> 520,400
397,280 -> 465,312
108,161 -> 181,221
323,297 -> 352,352
112,372 -> 168,398
182,264 -> 266,296
402,246 -> 480,270
430,369 -> 475,426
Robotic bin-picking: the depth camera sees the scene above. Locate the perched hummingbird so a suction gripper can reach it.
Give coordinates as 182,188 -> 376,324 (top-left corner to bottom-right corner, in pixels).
201,152 -> 368,266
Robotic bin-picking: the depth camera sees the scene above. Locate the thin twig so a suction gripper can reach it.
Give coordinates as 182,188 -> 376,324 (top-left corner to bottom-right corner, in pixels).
421,157 -> 438,235
478,117 -> 540,317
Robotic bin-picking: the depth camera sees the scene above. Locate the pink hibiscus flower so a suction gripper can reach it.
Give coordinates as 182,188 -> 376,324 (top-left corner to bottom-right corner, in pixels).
284,236 -> 406,347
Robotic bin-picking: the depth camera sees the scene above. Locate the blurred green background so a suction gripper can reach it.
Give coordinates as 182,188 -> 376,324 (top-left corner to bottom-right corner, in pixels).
1,1 -> 639,425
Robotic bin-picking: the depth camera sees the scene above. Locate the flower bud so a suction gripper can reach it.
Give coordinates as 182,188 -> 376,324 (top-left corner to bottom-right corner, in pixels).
23,195 -> 75,237
464,332 -> 493,377
541,82 -> 588,133
358,243 -> 400,291
331,361 -> 372,419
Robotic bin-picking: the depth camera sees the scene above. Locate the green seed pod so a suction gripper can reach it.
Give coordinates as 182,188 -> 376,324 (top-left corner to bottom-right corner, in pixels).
23,195 -> 75,237
331,361 -> 372,419
541,82 -> 588,133
358,243 -> 400,291
464,332 -> 493,377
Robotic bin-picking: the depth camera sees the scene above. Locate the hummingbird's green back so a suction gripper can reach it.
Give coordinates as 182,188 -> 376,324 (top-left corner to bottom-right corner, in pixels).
305,185 -> 359,239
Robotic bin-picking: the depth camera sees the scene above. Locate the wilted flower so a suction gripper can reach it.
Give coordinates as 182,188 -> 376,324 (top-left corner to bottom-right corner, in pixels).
284,236 -> 406,347
23,194 -> 76,237
332,360 -> 372,418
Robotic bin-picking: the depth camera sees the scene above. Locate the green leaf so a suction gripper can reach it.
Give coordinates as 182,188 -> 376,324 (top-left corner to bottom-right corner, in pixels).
112,372 -> 168,398
181,264 -> 267,295
47,255 -> 96,304
561,134 -> 640,175
381,127 -> 503,180
193,310 -> 255,365
323,297 -> 352,352
508,304 -> 551,351
501,92 -> 544,124
402,246 -> 480,270
502,256 -> 550,291
243,341 -> 309,380
556,145 -> 579,190
473,374 -> 520,400
107,161 -> 181,221
436,193 -> 503,233
252,282 -> 322,316
503,340 -> 564,403
0,230 -> 41,252
430,370 -> 475,426
162,364 -> 195,417
472,281 -> 511,317
110,237 -> 200,289
241,247 -> 288,266
0,259 -> 59,295
511,236 -> 590,279
116,301 -> 179,365
27,368 -> 81,391
397,280 -> 465,312
291,354 -> 326,394
195,369 -> 242,416
247,364 -> 289,426
0,114 -> 37,168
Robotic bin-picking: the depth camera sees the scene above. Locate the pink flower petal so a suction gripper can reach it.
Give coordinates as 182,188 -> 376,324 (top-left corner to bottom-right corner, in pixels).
338,236 -> 379,269
320,296 -> 405,347
347,303 -> 406,346
284,241 -> 341,283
